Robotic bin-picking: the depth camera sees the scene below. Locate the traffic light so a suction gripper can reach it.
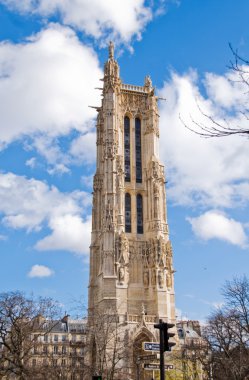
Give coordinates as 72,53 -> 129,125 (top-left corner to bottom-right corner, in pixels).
163,322 -> 176,352
154,320 -> 176,380
92,376 -> 102,380
154,321 -> 176,352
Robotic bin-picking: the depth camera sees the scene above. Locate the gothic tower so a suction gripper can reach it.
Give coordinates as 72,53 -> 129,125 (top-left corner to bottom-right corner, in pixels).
88,42 -> 176,378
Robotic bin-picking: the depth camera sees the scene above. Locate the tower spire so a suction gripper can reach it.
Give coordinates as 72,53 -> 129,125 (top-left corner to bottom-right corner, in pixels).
104,41 -> 120,88
109,41 -> 114,59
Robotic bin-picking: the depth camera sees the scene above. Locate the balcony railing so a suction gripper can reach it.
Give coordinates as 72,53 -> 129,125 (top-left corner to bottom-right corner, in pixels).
126,314 -> 157,323
121,84 -> 147,93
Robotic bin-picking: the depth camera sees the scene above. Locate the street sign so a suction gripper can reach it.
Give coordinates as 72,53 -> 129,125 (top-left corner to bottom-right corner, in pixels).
138,354 -> 159,361
143,342 -> 160,351
144,363 -> 174,370
144,363 -> 160,370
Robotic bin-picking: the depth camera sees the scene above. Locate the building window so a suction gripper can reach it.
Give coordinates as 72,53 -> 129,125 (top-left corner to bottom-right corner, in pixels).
54,346 -> 58,354
124,116 -> 130,182
137,194 -> 143,234
32,359 -> 36,367
44,334 -> 48,342
125,193 -> 131,233
62,346 -> 67,354
135,117 -> 142,183
54,335 -> 58,342
62,335 -> 66,342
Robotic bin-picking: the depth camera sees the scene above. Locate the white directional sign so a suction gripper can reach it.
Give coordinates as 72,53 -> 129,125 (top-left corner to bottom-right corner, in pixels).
144,363 -> 174,370
138,354 -> 159,361
143,342 -> 160,351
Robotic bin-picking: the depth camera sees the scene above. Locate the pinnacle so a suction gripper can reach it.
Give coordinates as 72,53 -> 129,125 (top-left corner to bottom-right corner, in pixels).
109,41 -> 114,59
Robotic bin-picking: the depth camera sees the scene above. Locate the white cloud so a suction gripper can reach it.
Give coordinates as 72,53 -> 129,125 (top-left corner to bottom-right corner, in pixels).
0,24 -> 101,150
187,210 -> 248,247
47,164 -> 70,176
81,175 -> 93,189
25,157 -> 37,169
28,264 -> 54,278
0,0 -> 153,44
175,307 -> 188,321
35,215 -> 91,255
0,172 -> 91,254
184,294 -> 195,299
69,132 -> 96,165
159,70 -> 249,208
204,69 -> 249,109
212,302 -> 224,309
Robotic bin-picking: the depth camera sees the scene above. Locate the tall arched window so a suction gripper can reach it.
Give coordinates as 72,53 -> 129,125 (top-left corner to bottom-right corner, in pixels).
124,116 -> 130,182
137,194 -> 143,234
135,117 -> 142,183
125,193 -> 131,233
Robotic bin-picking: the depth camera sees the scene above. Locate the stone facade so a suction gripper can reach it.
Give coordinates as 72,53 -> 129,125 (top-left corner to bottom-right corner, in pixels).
88,42 -> 176,379
0,315 -> 87,380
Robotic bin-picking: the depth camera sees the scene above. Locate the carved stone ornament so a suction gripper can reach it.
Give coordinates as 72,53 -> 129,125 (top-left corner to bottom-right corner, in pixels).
151,269 -> 156,285
101,200 -> 114,231
143,270 -> 149,287
146,124 -> 159,137
166,271 -> 172,288
121,92 -> 146,112
93,174 -> 103,191
116,232 -> 129,265
118,266 -> 125,282
149,221 -> 168,234
152,161 -> 160,178
104,139 -> 117,160
158,270 -> 163,288
144,75 -> 152,90
142,238 -> 167,270
116,155 -> 124,174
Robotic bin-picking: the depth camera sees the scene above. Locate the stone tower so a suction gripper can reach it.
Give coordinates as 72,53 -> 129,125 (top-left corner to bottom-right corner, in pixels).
88,42 -> 176,379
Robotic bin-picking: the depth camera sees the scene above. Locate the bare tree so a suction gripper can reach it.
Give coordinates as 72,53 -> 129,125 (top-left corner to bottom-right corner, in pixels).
203,276 -> 249,380
0,291 -> 60,379
87,307 -> 133,380
182,45 -> 249,138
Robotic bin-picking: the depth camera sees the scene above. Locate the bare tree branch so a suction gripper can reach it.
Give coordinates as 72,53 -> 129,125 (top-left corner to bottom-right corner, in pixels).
182,45 -> 249,138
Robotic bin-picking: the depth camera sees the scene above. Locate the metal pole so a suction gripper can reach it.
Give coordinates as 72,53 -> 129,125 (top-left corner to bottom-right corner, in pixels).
136,360 -> 140,380
159,319 -> 165,380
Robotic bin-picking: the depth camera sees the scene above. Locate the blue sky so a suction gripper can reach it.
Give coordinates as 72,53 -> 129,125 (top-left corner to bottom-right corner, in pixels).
0,0 -> 249,321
